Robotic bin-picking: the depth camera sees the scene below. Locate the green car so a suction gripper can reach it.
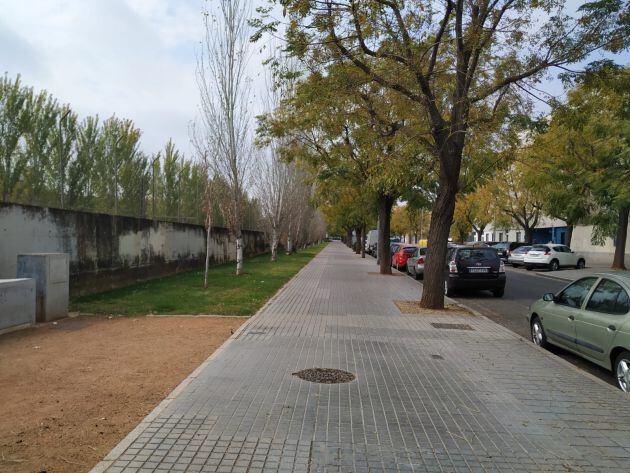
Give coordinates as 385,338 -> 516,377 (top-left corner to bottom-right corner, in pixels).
527,272 -> 630,392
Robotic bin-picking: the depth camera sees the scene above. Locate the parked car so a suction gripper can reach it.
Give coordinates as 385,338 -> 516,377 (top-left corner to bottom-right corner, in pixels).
492,241 -> 528,261
507,245 -> 532,267
444,246 -> 506,297
524,244 -> 586,271
407,247 -> 428,279
392,244 -> 418,271
528,272 -> 630,392
389,242 -> 401,263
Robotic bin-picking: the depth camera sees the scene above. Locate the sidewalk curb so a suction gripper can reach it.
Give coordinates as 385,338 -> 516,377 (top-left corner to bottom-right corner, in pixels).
88,247 -> 326,473
417,281 -> 620,395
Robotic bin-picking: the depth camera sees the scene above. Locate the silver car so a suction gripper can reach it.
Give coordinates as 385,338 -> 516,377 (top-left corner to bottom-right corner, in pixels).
406,247 -> 428,280
507,245 -> 532,267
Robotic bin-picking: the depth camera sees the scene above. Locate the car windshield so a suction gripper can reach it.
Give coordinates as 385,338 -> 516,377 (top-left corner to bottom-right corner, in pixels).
514,246 -> 531,254
456,249 -> 498,261
531,245 -> 550,252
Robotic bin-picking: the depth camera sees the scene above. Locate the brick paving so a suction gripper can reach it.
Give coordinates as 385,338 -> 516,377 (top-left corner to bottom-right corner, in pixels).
93,242 -> 630,473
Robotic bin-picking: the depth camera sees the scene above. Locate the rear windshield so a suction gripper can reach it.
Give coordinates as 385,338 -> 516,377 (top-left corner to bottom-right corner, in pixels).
513,246 -> 531,253
492,243 -> 508,249
531,245 -> 550,251
456,248 -> 498,260
403,247 -> 416,253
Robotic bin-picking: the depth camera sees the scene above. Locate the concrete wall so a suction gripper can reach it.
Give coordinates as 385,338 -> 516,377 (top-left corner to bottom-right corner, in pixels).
0,278 -> 36,333
0,203 -> 267,295
570,224 -> 630,266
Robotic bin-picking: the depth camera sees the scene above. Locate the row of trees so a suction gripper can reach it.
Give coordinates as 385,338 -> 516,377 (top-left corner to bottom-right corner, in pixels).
252,0 -> 626,307
453,63 -> 629,269
0,74 -> 262,228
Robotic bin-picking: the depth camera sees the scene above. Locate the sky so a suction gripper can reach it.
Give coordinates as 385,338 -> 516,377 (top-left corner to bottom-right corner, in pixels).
0,0 -> 627,160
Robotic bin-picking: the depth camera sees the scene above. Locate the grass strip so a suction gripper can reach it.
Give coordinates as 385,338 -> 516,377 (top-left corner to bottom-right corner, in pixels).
71,243 -> 327,316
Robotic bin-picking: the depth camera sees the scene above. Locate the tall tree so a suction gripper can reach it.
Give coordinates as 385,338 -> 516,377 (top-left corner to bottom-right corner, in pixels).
260,0 -> 628,308
0,74 -> 31,202
197,0 -> 255,275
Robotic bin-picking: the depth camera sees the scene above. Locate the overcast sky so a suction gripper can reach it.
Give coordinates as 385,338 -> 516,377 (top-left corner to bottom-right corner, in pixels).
1,0 -> 626,160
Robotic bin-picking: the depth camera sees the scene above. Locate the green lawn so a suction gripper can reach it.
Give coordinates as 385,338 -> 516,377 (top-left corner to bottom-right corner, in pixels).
71,243 -> 327,316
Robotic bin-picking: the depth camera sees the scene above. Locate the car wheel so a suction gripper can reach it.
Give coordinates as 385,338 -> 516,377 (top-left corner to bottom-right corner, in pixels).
531,317 -> 549,349
444,280 -> 455,297
549,259 -> 559,271
526,265 -> 533,271
614,351 -> 630,393
576,259 -> 585,269
512,263 -> 519,268
492,288 -> 505,298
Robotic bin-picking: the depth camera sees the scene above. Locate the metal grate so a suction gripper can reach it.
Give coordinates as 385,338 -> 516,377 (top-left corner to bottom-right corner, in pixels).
431,322 -> 474,331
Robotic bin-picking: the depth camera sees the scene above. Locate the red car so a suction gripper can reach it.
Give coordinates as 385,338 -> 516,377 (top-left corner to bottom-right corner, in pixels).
392,244 -> 418,271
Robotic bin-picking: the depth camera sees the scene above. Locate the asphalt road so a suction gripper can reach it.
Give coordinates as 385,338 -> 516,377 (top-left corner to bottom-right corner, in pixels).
384,260 -> 617,387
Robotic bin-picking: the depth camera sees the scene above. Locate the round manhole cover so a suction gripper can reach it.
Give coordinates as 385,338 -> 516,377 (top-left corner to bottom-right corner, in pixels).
292,368 -> 356,384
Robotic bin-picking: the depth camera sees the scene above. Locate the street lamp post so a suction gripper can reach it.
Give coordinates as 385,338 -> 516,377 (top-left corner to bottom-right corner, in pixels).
58,108 -> 70,209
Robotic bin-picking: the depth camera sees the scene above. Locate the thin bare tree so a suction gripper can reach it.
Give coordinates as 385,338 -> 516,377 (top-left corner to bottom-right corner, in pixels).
197,0 -> 254,276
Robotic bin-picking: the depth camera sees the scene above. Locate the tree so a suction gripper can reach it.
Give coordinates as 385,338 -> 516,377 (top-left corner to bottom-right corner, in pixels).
259,0 -> 628,308
0,74 -> 31,202
455,186 -> 495,242
197,0 -> 255,275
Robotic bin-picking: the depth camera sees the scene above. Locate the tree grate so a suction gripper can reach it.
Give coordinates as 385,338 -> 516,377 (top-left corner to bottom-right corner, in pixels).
292,368 -> 356,384
431,322 -> 474,331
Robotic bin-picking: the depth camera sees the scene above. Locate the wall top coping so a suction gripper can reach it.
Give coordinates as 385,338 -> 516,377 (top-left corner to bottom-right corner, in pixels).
18,253 -> 68,257
0,278 -> 35,286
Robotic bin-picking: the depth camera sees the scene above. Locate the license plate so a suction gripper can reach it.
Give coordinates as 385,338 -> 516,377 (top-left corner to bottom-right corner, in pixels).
468,267 -> 489,273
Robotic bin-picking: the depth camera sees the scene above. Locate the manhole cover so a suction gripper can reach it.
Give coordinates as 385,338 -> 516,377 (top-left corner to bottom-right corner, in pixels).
431,323 -> 474,331
292,368 -> 356,384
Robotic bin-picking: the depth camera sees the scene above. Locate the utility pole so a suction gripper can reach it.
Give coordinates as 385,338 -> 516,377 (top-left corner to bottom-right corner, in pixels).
151,155 -> 159,222
58,108 -> 70,209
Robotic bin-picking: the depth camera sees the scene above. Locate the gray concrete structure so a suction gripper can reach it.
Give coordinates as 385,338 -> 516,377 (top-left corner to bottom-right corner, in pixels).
0,278 -> 36,333
17,253 -> 69,322
93,243 -> 630,473
0,203 -> 267,296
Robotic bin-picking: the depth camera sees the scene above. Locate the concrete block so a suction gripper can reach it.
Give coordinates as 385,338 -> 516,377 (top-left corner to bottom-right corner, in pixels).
0,278 -> 36,333
17,253 -> 69,322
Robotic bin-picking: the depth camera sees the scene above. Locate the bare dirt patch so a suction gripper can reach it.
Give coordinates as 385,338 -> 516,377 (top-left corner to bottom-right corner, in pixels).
393,300 -> 473,315
292,368 -> 356,384
0,314 -> 245,473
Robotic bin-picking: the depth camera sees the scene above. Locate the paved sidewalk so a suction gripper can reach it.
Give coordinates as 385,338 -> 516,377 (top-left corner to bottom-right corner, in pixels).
94,243 -> 630,473
530,265 -> 620,282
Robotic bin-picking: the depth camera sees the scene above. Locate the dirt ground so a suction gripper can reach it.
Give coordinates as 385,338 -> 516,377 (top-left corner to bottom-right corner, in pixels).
0,315 -> 246,473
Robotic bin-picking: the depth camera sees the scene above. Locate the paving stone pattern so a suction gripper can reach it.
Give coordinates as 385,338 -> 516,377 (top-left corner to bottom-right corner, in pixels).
99,243 -> 630,472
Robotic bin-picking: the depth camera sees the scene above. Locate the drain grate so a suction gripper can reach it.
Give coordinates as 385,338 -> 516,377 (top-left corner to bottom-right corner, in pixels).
292,368 -> 356,384
430,354 -> 444,360
431,322 -> 474,331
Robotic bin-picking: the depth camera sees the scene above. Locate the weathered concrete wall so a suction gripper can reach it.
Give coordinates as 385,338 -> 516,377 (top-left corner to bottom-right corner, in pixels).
0,203 -> 267,295
571,224 -> 630,266
0,278 -> 36,333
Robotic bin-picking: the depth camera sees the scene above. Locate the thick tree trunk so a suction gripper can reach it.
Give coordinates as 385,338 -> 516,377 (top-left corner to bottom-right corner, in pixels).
565,224 -> 574,248
612,206 -> 628,270
420,137 -> 464,309
377,193 -> 394,275
271,227 -> 278,262
236,235 -> 243,275
286,235 -> 293,255
346,228 -> 353,248
476,229 -> 483,242
524,227 -> 533,244
354,227 -> 361,254
360,225 -> 366,258
204,222 -> 212,289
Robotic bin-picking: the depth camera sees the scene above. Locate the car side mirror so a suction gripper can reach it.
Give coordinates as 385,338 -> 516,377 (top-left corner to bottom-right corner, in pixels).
542,293 -> 555,302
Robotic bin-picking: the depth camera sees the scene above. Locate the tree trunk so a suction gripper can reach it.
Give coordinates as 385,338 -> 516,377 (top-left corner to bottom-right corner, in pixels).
286,234 -> 293,254
565,224 -> 574,248
236,235 -> 243,275
360,225 -> 366,258
204,222 -> 212,289
612,206 -> 628,270
476,229 -> 483,242
346,228 -> 353,248
377,193 -> 394,275
354,227 -> 361,254
271,227 -> 278,262
524,227 -> 533,244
